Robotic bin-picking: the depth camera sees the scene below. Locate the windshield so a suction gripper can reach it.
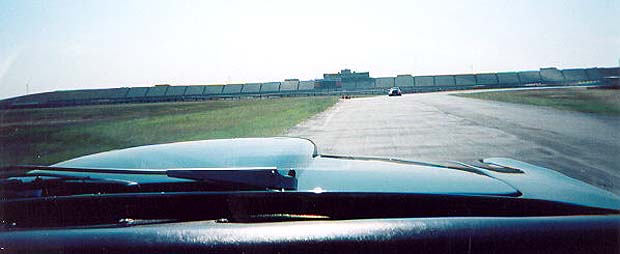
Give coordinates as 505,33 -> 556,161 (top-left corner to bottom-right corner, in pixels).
0,1 -> 618,199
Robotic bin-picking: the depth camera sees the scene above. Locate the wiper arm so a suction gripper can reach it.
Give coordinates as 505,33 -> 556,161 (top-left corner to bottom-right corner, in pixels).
1,165 -> 298,191
166,167 -> 297,190
0,172 -> 140,198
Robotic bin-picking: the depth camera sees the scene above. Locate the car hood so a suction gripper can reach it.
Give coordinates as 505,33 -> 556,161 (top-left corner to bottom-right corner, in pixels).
50,137 -> 619,210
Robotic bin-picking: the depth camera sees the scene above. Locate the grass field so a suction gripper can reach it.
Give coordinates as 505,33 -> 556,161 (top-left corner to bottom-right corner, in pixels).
0,97 -> 338,167
454,87 -> 620,115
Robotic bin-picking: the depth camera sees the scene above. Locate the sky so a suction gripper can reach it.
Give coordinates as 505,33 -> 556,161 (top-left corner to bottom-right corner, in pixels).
0,0 -> 619,99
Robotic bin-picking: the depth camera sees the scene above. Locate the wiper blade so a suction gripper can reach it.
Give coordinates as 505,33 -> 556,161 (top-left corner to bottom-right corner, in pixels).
1,165 -> 298,190
319,154 -> 466,169
319,154 -> 521,174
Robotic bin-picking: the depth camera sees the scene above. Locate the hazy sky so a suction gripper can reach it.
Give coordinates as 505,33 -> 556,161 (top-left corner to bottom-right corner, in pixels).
1,0 -> 619,99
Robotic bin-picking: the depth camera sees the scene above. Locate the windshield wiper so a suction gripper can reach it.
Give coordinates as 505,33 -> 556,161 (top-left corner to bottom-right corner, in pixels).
0,172 -> 140,198
319,154 -> 522,174
0,165 -> 298,198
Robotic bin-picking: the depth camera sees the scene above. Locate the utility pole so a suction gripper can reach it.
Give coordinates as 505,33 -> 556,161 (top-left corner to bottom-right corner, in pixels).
26,77 -> 32,95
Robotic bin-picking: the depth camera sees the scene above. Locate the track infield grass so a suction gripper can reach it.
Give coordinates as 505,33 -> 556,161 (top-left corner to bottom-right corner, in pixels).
0,97 -> 338,167
454,87 -> 620,115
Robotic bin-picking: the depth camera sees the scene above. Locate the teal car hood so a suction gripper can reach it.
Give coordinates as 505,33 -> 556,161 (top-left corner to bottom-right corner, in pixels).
50,137 -> 619,210
52,137 -> 515,196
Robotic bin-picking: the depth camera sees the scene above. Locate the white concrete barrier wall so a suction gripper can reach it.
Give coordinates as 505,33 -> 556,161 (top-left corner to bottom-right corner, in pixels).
185,86 -> 206,95
497,73 -> 520,84
46,93 -> 66,102
126,87 -> 149,97
414,76 -> 434,86
37,88 -> 130,102
222,84 -> 243,94
600,67 -> 620,77
562,69 -> 588,81
261,82 -> 281,92
356,80 -> 375,89
342,81 -> 356,89
434,75 -> 456,86
375,77 -> 395,88
540,68 -> 564,82
165,86 -> 187,96
454,75 -> 476,85
12,92 -> 54,103
280,80 -> 299,91
8,67 -> 611,108
475,74 -> 498,85
585,68 -> 602,80
42,91 -> 72,101
298,81 -> 315,90
395,75 -> 414,87
241,83 -> 261,93
204,85 -> 224,95
107,88 -> 130,98
145,86 -> 168,97
53,90 -> 96,100
65,88 -> 129,100
518,71 -> 541,83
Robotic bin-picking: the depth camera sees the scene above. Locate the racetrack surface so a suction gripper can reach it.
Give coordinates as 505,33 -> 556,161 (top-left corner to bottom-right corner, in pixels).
286,92 -> 620,194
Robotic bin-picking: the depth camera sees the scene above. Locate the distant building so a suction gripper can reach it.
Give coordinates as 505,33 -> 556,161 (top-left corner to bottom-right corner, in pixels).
317,69 -> 371,89
323,69 -> 370,82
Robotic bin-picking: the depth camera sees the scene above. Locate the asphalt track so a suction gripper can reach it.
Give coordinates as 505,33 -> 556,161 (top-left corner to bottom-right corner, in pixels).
286,91 -> 620,194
